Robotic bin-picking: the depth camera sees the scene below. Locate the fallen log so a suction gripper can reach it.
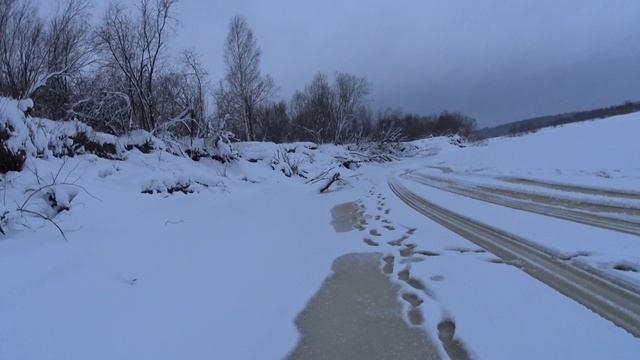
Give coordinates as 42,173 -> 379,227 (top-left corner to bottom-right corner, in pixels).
320,172 -> 341,193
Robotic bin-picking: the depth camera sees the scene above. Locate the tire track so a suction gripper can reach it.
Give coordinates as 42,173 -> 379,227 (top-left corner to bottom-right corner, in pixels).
389,177 -> 640,338
477,184 -> 640,217
426,167 -> 640,201
500,176 -> 640,201
405,172 -> 640,236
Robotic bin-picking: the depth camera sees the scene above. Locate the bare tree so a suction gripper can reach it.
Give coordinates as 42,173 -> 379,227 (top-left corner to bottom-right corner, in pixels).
180,50 -> 208,127
0,0 -> 92,105
0,0 -> 47,99
152,50 -> 211,148
96,0 -> 177,131
333,72 -> 370,143
218,15 -> 275,141
66,67 -> 134,134
36,0 -> 94,118
257,100 -> 289,142
289,72 -> 370,144
290,73 -> 334,143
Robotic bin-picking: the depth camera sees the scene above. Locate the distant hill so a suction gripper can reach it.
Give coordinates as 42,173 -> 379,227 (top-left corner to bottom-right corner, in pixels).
473,101 -> 640,139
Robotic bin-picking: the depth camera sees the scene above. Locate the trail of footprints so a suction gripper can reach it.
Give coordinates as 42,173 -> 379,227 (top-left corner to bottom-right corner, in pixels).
357,187 -> 473,359
357,186 -> 442,328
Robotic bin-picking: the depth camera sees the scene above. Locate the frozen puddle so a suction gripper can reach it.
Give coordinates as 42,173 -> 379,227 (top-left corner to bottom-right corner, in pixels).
286,253 -> 440,359
330,202 -> 365,232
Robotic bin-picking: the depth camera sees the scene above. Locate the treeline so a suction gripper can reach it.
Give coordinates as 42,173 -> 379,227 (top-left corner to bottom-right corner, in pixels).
475,101 -> 640,139
507,101 -> 640,136
375,110 -> 476,142
539,101 -> 640,128
1,0 -> 475,145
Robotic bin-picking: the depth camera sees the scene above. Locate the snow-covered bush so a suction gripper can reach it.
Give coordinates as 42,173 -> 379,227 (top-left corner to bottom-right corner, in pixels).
120,130 -> 165,154
0,129 -> 27,174
1,97 -> 186,164
271,147 -> 307,178
347,142 -> 402,163
0,98 -> 31,173
0,158 -> 85,239
448,134 -> 468,148
211,129 -> 238,163
45,119 -> 122,159
161,130 -> 239,163
141,176 -> 220,195
36,185 -> 80,219
1,97 -> 122,162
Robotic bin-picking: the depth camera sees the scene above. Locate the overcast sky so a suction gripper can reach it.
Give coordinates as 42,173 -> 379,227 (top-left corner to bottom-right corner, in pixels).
41,0 -> 640,127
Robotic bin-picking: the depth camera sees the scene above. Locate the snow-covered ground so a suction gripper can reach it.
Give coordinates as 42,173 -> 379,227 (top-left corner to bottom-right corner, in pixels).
1,103 -> 640,359
0,151 -> 371,359
415,113 -> 640,191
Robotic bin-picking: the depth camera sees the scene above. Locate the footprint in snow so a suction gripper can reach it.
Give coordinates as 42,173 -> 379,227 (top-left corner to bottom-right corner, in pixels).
408,308 -> 425,326
364,238 -> 380,247
414,250 -> 440,257
398,268 -> 435,298
402,293 -> 424,307
382,255 -> 395,274
388,235 -> 410,247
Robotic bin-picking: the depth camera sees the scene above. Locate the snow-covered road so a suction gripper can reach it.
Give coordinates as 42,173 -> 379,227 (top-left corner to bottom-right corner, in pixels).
404,171 -> 640,235
389,175 -> 640,338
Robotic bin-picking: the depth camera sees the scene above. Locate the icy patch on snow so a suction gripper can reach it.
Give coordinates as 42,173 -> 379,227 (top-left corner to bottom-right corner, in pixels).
287,253 -> 439,359
330,202 -> 365,232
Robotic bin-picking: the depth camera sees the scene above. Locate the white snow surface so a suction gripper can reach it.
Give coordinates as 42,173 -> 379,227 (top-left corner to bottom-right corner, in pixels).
1,105 -> 640,359
414,113 -> 640,190
0,152 -> 365,359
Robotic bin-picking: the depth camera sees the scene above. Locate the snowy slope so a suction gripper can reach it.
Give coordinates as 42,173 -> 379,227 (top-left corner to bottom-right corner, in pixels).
413,113 -> 640,190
